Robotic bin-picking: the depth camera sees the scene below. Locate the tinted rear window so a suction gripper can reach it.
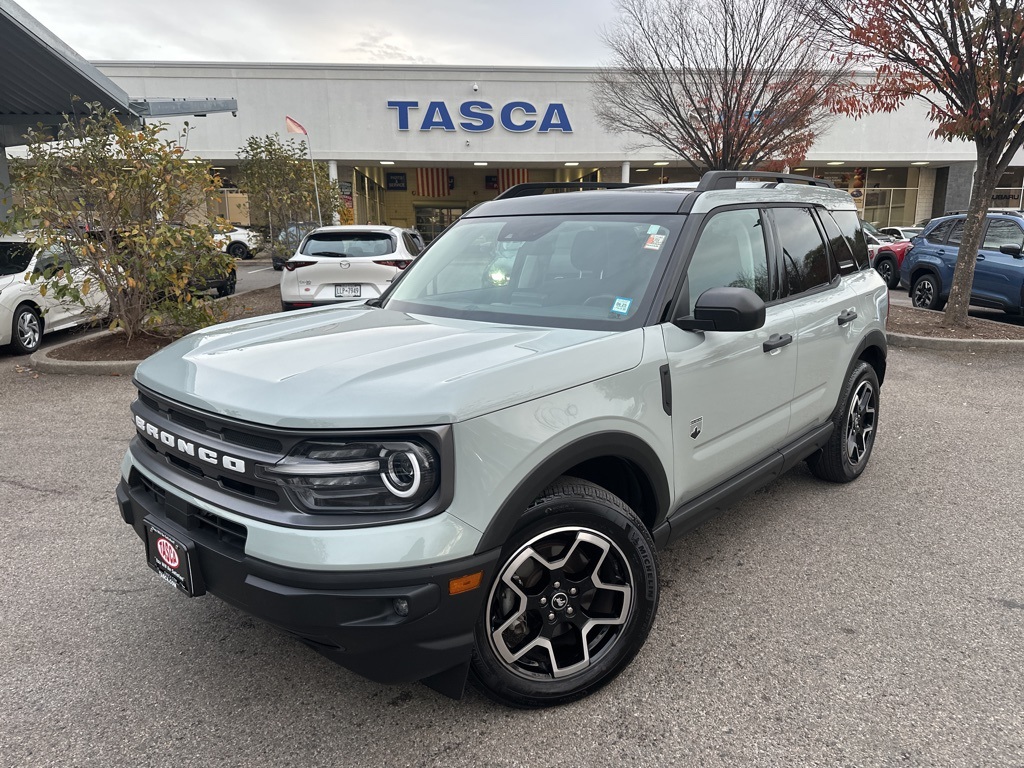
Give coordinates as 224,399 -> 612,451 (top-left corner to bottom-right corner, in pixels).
925,219 -> 956,244
301,232 -> 396,257
825,210 -> 868,271
0,243 -> 34,276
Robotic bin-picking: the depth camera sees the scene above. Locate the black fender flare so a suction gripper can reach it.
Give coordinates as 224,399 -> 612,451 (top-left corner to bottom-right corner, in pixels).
474,431 -> 670,553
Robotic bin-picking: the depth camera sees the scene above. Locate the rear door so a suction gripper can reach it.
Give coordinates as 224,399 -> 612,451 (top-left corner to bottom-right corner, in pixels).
663,206 -> 797,500
768,206 -> 860,436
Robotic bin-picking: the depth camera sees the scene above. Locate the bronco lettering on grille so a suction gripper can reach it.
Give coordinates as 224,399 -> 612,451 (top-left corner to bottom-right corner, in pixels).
134,415 -> 246,473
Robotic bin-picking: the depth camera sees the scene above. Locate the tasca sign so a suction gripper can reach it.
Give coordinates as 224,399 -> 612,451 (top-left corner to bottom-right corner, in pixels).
387,100 -> 573,133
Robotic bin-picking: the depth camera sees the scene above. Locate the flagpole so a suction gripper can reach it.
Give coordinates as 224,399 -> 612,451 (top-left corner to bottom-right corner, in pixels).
286,115 -> 323,227
305,134 -> 323,227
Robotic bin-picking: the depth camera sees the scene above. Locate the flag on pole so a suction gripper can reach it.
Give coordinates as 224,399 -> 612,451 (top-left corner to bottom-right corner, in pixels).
498,168 -> 530,192
285,115 -> 308,135
417,167 -> 450,197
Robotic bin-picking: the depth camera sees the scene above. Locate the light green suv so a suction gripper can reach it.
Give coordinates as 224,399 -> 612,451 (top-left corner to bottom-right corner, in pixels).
116,172 -> 888,708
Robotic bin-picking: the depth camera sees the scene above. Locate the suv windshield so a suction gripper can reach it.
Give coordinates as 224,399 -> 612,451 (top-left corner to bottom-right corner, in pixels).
0,242 -> 35,276
301,232 -> 396,257
383,215 -> 679,330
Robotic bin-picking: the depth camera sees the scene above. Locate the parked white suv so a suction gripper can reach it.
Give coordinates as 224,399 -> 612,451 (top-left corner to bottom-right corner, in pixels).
1,236 -> 108,354
279,225 -> 423,310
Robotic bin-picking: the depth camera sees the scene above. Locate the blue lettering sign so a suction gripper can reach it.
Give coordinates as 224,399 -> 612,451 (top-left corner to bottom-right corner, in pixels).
386,100 -> 418,131
500,101 -> 537,132
422,101 -> 456,131
538,103 -> 572,133
388,100 -> 572,133
459,101 -> 495,132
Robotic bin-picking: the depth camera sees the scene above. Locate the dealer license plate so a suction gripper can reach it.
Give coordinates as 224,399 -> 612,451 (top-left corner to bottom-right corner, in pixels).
145,523 -> 199,597
335,285 -> 361,298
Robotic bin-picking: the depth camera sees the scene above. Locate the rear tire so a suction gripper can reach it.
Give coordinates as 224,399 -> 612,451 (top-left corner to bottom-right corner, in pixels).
875,257 -> 899,289
911,273 -> 945,310
226,242 -> 249,259
808,360 -> 879,483
469,478 -> 659,708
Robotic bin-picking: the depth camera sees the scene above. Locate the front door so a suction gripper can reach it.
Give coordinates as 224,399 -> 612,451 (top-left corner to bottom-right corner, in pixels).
664,207 -> 797,501
975,218 -> 1024,309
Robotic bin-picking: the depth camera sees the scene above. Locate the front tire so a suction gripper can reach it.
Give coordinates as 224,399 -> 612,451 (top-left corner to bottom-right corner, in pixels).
808,360 -> 879,483
10,304 -> 42,354
469,478 -> 659,708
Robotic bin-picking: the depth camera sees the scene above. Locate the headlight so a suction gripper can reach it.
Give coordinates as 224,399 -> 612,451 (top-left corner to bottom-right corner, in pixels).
255,439 -> 439,513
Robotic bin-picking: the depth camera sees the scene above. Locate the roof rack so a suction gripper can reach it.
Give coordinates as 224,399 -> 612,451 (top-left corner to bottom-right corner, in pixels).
943,208 -> 1024,218
694,170 -> 836,191
495,181 -> 639,199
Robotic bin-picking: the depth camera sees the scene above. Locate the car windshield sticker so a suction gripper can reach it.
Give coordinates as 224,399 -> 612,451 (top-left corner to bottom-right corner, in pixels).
644,234 -> 667,250
612,297 -> 632,315
647,224 -> 661,234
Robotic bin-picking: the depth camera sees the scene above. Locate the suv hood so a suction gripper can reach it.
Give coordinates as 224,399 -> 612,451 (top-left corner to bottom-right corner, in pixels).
135,307 -> 645,429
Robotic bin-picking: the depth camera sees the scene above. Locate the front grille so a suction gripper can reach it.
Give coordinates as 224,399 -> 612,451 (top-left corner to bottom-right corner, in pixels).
133,469 -> 248,552
137,436 -> 280,504
139,390 -> 283,453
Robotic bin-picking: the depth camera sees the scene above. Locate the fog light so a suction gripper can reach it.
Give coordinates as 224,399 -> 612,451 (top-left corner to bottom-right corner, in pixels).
393,597 -> 410,617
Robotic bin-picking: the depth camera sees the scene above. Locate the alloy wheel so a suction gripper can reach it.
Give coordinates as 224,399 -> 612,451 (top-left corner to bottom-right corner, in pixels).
846,380 -> 877,465
486,526 -> 634,680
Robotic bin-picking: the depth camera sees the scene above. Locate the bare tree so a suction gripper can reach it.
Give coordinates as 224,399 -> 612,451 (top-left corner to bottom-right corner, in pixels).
594,0 -> 854,171
809,0 -> 1024,329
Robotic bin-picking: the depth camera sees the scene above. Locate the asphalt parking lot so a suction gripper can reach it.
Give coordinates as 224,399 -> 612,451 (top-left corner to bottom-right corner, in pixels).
1,341 -> 1022,766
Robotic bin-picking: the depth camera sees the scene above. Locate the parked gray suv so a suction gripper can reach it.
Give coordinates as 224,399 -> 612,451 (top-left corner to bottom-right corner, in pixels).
116,172 -> 888,708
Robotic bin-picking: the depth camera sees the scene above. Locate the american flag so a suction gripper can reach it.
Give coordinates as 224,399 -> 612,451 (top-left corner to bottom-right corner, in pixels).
417,168 -> 450,197
498,168 -> 530,192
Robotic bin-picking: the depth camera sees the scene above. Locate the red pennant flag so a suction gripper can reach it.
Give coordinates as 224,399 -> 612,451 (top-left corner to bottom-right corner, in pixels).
285,115 -> 307,135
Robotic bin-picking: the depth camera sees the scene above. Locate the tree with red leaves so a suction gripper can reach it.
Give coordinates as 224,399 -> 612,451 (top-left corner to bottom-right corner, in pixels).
811,0 -> 1024,328
593,0 -> 854,172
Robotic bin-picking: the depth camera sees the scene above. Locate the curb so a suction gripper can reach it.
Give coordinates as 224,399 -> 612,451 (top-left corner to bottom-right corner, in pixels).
29,330 -> 141,376
887,332 -> 1024,352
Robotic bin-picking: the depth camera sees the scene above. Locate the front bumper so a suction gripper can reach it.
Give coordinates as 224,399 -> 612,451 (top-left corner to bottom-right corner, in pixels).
116,474 -> 499,690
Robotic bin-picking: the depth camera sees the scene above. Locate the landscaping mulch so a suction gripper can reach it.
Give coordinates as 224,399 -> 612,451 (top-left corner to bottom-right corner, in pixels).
887,304 -> 1024,341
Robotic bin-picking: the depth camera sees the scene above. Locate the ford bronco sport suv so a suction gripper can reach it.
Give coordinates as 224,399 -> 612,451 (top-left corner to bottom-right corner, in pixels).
116,172 -> 887,708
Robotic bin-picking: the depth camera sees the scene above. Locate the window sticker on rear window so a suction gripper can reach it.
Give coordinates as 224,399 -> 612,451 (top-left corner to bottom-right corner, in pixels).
612,297 -> 632,315
644,234 -> 667,250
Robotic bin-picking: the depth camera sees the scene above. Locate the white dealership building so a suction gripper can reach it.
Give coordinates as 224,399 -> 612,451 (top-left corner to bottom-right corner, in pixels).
94,62 -> 1022,239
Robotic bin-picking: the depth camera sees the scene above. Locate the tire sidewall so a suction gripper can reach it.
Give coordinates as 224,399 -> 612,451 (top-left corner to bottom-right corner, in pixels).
838,361 -> 880,481
11,305 -> 41,354
470,484 -> 658,708
912,274 -> 939,309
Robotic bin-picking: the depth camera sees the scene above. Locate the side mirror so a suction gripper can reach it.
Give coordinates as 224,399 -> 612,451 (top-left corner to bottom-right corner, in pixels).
999,243 -> 1023,258
674,286 -> 766,332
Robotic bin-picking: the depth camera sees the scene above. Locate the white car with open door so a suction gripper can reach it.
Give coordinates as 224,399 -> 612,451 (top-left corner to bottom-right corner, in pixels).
279,225 -> 423,311
0,235 -> 109,354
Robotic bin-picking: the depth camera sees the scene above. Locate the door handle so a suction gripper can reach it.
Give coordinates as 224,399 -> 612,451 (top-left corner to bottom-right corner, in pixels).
977,254 -> 986,260
763,333 -> 793,352
837,309 -> 858,326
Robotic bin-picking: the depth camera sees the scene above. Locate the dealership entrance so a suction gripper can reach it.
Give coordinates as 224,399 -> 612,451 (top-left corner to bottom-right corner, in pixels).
415,206 -> 465,242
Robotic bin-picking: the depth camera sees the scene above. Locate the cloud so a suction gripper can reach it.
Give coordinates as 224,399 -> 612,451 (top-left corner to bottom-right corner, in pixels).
16,0 -> 619,65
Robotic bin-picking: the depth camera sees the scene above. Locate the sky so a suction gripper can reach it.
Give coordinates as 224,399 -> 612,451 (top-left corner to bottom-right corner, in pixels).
16,0 -> 621,67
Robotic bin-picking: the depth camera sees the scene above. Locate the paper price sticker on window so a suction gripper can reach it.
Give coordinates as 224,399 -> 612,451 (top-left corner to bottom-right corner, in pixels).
644,234 -> 667,250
